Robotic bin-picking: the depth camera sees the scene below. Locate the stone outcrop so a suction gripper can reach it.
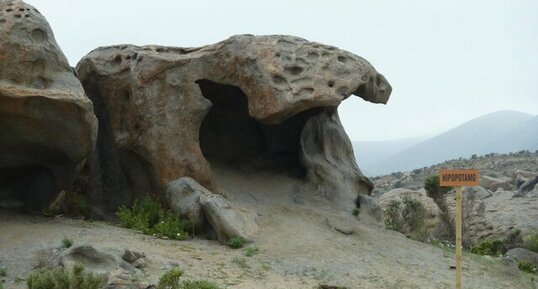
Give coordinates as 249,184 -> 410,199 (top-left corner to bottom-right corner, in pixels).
480,175 -> 512,191
0,0 -> 97,210
76,34 -> 391,220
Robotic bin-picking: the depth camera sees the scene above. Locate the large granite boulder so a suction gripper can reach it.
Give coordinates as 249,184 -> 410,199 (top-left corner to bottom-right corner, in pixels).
76,35 -> 391,218
379,188 -> 440,219
0,0 -> 97,210
74,34 -> 392,243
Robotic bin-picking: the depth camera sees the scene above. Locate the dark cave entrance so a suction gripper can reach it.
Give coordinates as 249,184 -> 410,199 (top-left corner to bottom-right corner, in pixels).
197,79 -> 322,177
0,166 -> 56,211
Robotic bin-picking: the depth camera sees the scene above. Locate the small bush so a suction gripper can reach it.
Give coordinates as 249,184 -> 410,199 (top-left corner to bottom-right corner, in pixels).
424,175 -> 452,200
227,237 -> 245,249
401,196 -> 425,232
425,175 -> 454,241
524,232 -> 538,253
27,263 -> 102,289
384,200 -> 402,231
244,246 -> 259,257
157,267 -> 221,289
116,197 -> 194,240
61,237 -> 73,249
470,239 -> 504,256
157,267 -> 184,289
517,260 -> 537,274
352,208 -> 360,216
0,267 -> 6,277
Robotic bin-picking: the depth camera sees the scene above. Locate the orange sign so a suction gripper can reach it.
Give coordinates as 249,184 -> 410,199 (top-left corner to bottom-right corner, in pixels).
439,169 -> 479,187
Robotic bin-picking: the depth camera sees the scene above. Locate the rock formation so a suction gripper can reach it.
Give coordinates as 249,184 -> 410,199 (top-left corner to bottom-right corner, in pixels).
75,34 -> 391,239
0,0 -> 97,210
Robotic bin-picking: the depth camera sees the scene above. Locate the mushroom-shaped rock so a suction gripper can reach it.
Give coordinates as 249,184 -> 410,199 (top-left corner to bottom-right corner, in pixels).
76,34 -> 391,219
0,0 -> 97,210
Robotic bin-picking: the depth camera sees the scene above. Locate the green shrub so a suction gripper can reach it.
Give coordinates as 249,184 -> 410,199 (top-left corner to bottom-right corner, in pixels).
517,260 -> 537,274
424,175 -> 452,200
27,263 -> 102,289
157,267 -> 221,289
244,246 -> 259,257
157,267 -> 184,289
424,175 -> 454,240
227,237 -> 245,249
61,237 -> 73,249
116,197 -> 194,240
470,239 -> 504,256
524,232 -> 538,253
0,267 -> 6,277
352,208 -> 360,216
384,200 -> 402,231
401,196 -> 425,231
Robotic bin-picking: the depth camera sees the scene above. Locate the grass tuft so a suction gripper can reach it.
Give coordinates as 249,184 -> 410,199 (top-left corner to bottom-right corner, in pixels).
61,237 -> 73,249
157,267 -> 221,289
116,197 -> 194,240
226,237 -> 245,249
244,246 -> 259,257
27,263 -> 102,289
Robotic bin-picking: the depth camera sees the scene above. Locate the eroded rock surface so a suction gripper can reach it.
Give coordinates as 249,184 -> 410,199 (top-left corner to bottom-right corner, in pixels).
76,34 -> 390,236
0,0 -> 97,210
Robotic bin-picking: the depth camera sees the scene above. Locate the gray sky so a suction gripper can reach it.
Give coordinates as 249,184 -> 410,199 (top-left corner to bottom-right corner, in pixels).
27,0 -> 538,141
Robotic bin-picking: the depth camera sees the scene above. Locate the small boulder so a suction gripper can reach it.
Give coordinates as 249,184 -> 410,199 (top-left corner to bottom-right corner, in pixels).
463,186 -> 492,200
480,176 -> 512,191
165,177 -> 211,230
201,194 -> 255,243
506,248 -> 538,267
520,176 -> 538,194
121,249 -> 144,264
59,245 -> 119,274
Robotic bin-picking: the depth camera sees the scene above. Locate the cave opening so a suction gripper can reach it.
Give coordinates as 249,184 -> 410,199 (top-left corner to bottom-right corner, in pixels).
0,165 -> 56,211
197,79 -> 322,178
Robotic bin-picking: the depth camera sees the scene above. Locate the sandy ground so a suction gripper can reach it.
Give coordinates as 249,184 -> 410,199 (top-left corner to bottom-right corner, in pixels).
0,205 -> 535,289
0,165 -> 535,288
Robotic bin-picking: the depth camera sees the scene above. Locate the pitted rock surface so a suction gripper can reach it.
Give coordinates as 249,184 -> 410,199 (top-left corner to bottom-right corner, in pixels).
0,0 -> 97,210
76,35 -> 391,226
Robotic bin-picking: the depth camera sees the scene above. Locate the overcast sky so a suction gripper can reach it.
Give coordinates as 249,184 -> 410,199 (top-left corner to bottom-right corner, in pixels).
27,0 -> 538,141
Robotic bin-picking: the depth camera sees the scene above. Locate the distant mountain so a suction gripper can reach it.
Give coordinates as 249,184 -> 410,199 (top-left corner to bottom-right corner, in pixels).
352,136 -> 428,175
485,115 -> 538,153
356,110 -> 537,176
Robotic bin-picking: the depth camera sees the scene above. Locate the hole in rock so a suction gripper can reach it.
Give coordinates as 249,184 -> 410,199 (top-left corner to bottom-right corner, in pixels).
0,166 -> 56,212
197,79 -> 323,185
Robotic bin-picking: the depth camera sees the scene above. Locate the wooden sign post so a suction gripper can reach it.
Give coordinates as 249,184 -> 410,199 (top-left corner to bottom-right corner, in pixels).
439,169 -> 480,289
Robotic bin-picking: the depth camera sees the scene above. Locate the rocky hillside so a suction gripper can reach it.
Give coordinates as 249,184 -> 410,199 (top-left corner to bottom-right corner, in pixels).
371,150 -> 538,196
374,150 -> 538,253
